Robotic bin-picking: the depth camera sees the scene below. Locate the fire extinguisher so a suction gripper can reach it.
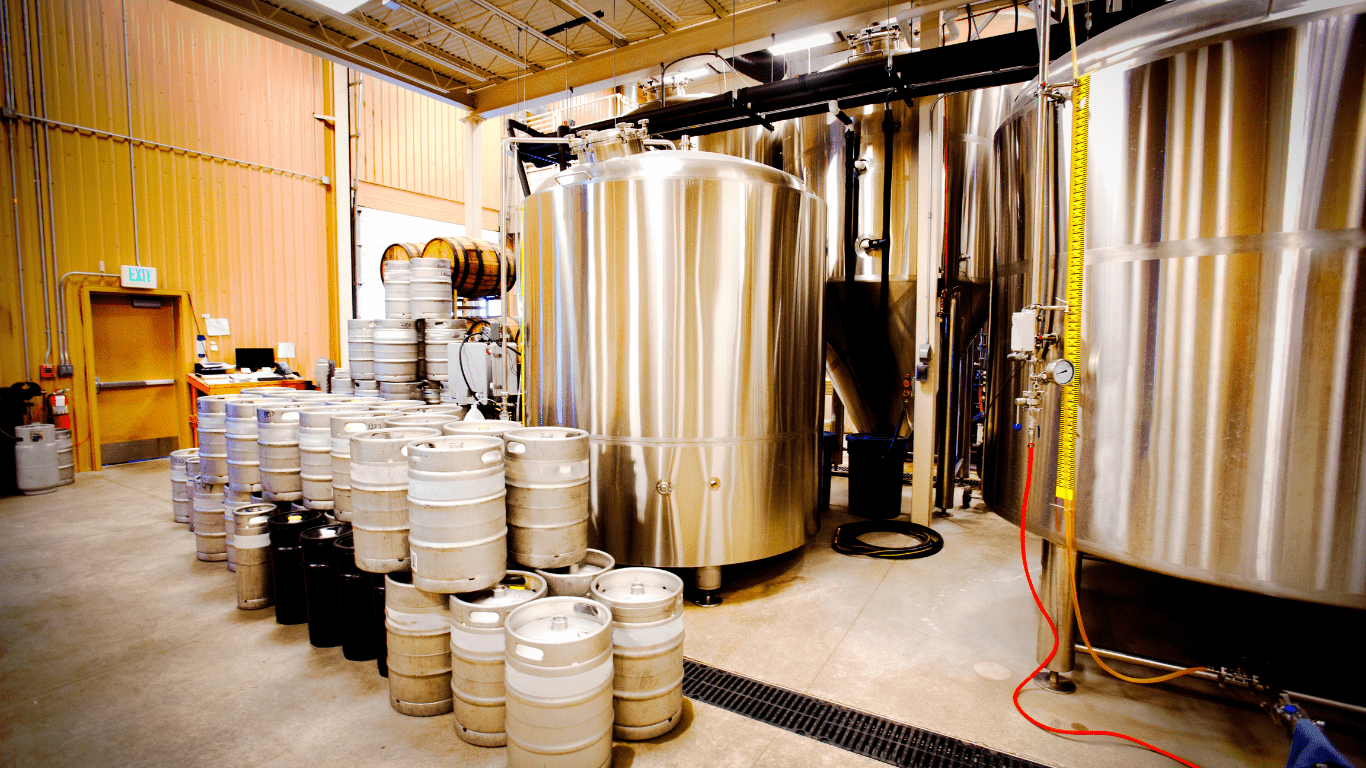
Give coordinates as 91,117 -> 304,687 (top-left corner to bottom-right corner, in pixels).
47,389 -> 71,430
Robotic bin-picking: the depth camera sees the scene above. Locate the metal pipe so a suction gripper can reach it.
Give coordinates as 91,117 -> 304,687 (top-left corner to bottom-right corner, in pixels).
11,112 -> 331,183
34,0 -> 64,376
1037,539 -> 1077,675
1075,645 -> 1219,682
1030,0 -> 1051,311
1,2 -> 31,379
1076,644 -> 1366,717
878,106 -> 896,323
497,135 -> 571,420
20,0 -> 53,368
1284,690 -> 1366,719
118,0 -> 141,268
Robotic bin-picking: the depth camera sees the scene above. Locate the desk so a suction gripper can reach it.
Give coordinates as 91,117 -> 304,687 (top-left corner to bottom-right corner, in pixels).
187,375 -> 311,446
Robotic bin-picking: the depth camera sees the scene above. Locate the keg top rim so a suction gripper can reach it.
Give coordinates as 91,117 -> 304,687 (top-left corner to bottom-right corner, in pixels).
535,549 -> 616,578
591,567 -> 684,604
451,571 -> 546,609
507,597 -> 612,641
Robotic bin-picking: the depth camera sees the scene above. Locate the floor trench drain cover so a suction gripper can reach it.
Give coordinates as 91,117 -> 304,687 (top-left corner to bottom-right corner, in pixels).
682,658 -> 1050,768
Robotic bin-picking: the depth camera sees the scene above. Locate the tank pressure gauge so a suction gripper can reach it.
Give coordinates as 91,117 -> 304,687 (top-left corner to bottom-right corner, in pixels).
1046,359 -> 1075,386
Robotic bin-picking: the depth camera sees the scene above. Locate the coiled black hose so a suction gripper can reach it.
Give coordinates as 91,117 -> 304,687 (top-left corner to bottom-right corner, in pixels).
832,520 -> 944,559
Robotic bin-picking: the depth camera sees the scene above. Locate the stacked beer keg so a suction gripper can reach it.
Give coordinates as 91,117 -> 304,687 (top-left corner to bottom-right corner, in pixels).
373,319 -> 421,401
225,399 -> 267,493
348,319 -> 378,394
409,257 -> 454,320
423,318 -> 464,385
257,402 -> 304,503
169,448 -> 198,523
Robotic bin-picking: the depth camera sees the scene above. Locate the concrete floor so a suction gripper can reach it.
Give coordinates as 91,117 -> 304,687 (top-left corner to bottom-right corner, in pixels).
0,460 -> 1312,768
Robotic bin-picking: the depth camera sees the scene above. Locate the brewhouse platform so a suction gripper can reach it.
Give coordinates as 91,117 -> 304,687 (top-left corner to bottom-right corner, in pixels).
0,460 -> 1328,768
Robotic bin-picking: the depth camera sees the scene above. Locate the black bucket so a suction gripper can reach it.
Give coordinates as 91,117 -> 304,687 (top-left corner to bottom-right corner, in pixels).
845,434 -> 909,519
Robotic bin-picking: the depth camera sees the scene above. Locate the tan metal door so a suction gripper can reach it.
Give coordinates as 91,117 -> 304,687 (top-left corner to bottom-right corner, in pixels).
90,294 -> 181,465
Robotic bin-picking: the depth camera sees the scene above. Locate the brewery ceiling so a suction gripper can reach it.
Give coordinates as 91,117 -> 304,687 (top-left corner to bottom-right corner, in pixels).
169,0 -> 941,114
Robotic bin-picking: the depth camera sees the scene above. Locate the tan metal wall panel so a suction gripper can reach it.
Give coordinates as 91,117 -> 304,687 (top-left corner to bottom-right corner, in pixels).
356,75 -> 502,227
1,0 -> 334,471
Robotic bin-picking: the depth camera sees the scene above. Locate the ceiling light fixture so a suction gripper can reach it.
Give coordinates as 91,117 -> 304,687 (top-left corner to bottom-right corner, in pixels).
768,32 -> 835,56
298,0 -> 371,14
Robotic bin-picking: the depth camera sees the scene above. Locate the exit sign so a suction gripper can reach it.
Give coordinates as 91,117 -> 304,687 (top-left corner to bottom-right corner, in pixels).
120,265 -> 158,289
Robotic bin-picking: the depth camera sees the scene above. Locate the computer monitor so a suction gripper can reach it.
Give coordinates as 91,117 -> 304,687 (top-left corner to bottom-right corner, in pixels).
235,347 -> 275,371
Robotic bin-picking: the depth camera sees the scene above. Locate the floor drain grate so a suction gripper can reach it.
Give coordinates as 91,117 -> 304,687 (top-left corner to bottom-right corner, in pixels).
682,658 -> 1051,768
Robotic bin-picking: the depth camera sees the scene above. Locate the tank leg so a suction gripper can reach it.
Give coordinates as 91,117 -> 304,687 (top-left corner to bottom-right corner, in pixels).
695,566 -> 723,607
1032,539 -> 1077,693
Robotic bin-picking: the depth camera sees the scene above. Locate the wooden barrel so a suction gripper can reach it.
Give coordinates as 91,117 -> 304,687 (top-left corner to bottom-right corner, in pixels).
422,237 -> 515,299
381,243 -> 421,282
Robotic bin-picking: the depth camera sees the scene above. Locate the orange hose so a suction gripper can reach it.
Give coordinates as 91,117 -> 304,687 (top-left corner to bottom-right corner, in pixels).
1012,441 -> 1205,768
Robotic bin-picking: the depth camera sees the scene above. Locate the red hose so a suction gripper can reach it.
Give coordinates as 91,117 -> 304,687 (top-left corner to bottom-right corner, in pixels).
1011,441 -> 1204,768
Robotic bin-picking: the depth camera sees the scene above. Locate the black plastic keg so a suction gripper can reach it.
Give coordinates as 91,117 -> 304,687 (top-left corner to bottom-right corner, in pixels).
819,430 -> 839,512
302,523 -> 351,647
267,509 -> 326,625
334,533 -> 378,661
373,573 -> 388,677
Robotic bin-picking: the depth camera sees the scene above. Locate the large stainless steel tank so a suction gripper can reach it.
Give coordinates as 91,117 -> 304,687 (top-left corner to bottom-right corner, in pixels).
784,25 -> 1013,434
984,0 -> 1366,609
521,127 -> 825,568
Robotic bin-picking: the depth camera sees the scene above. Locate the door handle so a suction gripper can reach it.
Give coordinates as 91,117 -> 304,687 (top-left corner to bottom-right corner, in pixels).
95,378 -> 175,391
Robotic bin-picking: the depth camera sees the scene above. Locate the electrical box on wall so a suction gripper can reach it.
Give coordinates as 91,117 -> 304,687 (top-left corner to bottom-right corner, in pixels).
120,265 -> 158,289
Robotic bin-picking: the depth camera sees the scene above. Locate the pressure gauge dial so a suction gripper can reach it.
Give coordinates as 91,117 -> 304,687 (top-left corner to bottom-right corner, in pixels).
1046,359 -> 1075,386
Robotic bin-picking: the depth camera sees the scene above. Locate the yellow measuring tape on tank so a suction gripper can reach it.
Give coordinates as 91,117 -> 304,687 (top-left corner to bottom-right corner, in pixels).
1055,74 -> 1087,504
1057,73 -> 1207,685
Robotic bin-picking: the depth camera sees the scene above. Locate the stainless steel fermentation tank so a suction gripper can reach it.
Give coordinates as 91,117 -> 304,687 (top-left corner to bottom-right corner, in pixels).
985,0 -> 1366,611
784,26 -> 1013,435
521,127 -> 825,569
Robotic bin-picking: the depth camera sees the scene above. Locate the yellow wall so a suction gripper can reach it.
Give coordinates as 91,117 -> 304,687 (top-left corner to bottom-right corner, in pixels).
1,0 -> 499,471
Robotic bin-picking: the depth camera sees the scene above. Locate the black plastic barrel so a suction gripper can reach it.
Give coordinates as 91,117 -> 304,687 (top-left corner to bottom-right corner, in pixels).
372,572 -> 389,677
267,509 -> 326,625
302,523 -> 350,647
845,434 -> 909,519
819,431 -> 839,511
334,533 -> 379,662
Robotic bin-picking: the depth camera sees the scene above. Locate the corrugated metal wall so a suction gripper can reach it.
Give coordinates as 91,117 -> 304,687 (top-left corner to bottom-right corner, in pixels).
0,0 -> 336,470
2,0 -> 502,472
355,75 -> 503,226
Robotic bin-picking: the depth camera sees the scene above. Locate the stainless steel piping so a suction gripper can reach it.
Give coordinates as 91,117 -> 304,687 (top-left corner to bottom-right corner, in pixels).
33,0 -> 63,376
1029,0 -> 1051,312
20,0 -> 53,367
1283,690 -> 1366,719
1074,645 -> 1219,683
1075,644 -> 1366,718
1,3 -> 31,378
118,0 -> 141,268
497,135 -> 571,420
